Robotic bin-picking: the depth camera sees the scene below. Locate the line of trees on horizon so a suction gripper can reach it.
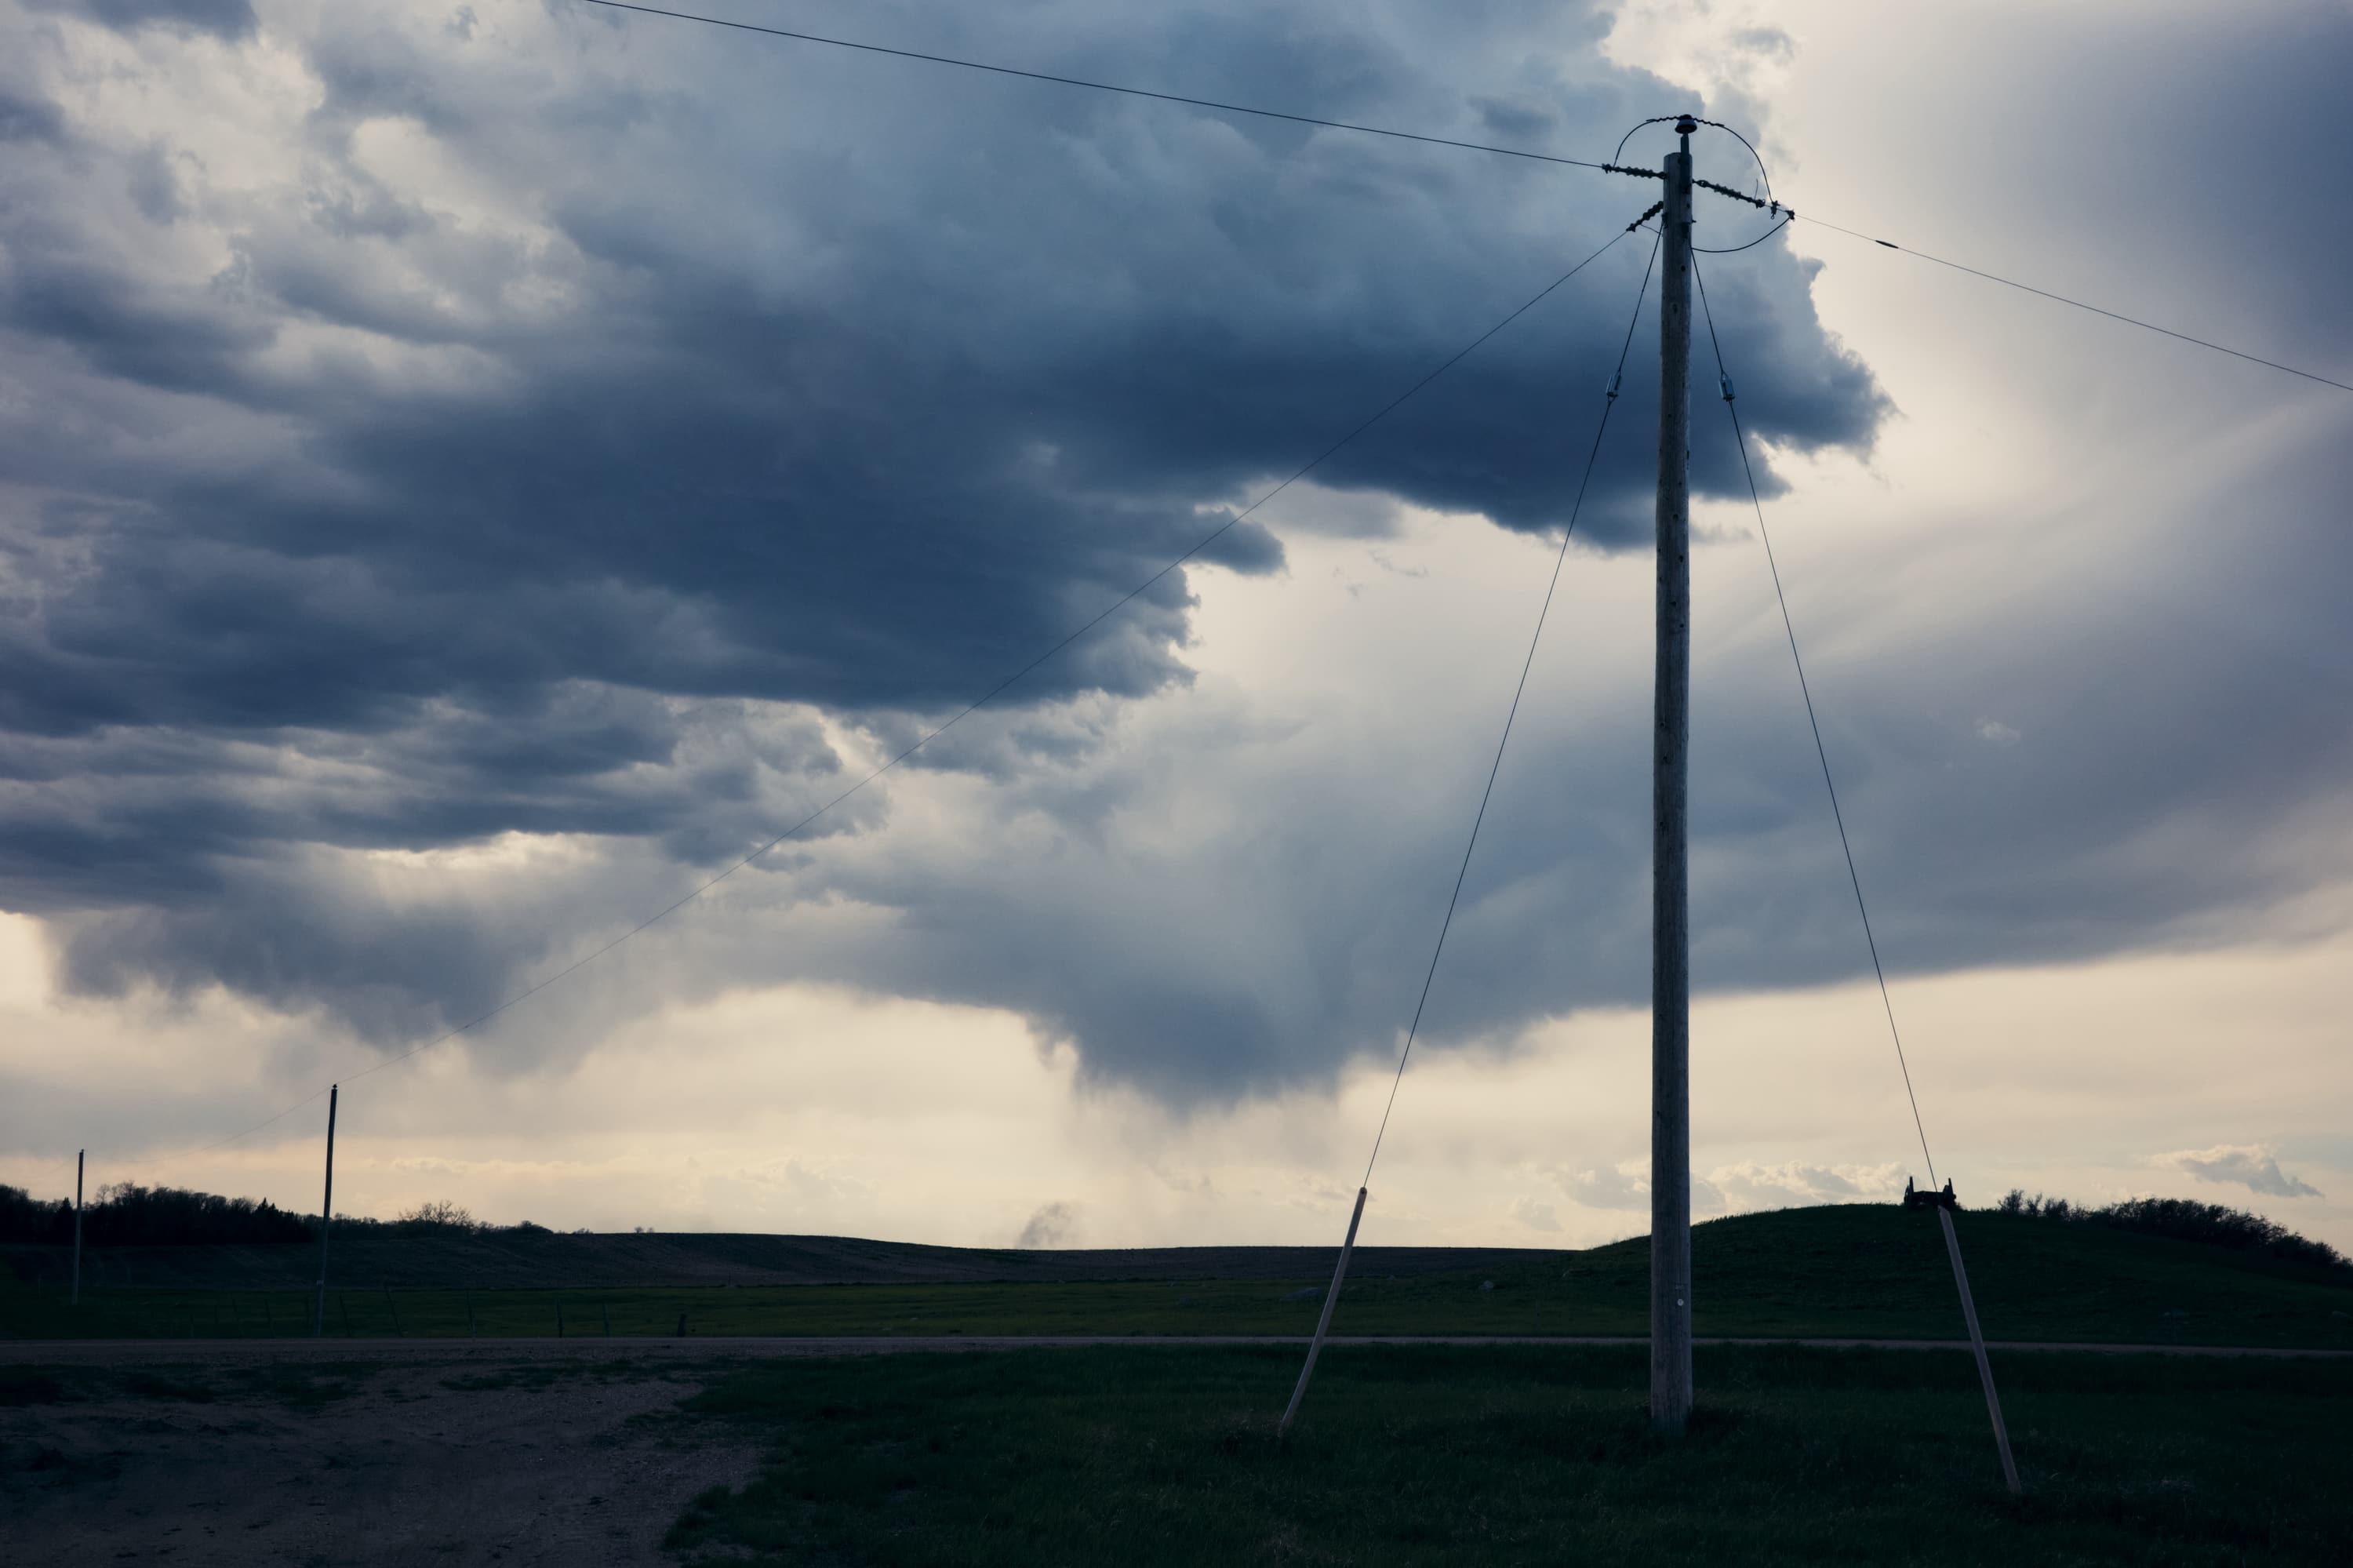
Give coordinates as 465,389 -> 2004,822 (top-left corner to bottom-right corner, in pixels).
1995,1189 -> 2346,1271
0,1183 -> 554,1248
5,1180 -> 2343,1267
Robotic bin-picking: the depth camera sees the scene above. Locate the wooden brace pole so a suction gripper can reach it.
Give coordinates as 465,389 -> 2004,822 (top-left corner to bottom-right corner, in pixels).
1937,1204 -> 2021,1494
1278,1184 -> 1367,1438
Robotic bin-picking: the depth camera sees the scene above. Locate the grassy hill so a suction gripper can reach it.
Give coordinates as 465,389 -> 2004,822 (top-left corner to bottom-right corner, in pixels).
1,1228 -> 1552,1291
5,1204 -> 2348,1346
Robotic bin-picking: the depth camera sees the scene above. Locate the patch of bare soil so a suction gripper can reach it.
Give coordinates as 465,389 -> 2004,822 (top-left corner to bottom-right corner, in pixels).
0,1359 -> 762,1566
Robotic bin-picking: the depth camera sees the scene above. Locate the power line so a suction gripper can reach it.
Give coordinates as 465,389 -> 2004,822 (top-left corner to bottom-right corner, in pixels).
576,2 -> 2349,398
1691,253 -> 1938,1186
573,0 -> 1617,173
1796,215 -> 2353,397
117,221 -> 1648,1170
1359,228 -> 1664,1188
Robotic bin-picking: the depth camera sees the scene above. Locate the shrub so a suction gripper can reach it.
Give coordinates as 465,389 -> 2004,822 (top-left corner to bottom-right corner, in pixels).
392,1199 -> 485,1235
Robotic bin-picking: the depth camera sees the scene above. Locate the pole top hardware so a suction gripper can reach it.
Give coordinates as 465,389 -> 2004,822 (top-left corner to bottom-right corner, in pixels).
1902,1176 -> 1958,1211
1673,114 -> 1699,136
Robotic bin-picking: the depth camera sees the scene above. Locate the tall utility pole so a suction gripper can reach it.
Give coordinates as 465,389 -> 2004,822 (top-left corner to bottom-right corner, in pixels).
311,1084 -> 337,1337
71,1149 -> 85,1308
1649,115 -> 1697,1436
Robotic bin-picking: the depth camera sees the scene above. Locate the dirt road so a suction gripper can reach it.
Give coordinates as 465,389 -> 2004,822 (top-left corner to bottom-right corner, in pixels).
0,1358 -> 759,1567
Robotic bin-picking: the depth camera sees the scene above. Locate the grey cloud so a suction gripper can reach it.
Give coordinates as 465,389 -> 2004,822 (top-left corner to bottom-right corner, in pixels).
1508,1195 -> 1560,1231
12,2 -> 2348,1119
24,0 -> 254,38
1556,1163 -> 1648,1211
0,0 -> 1881,1064
0,88 -> 64,144
711,395 -> 2353,1102
1016,1201 -> 1076,1247
1705,1162 -> 1905,1211
2160,1144 -> 2322,1200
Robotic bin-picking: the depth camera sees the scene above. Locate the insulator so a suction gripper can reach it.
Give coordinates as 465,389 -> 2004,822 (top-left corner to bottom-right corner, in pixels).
1607,371 -> 1623,399
1719,375 -> 1736,402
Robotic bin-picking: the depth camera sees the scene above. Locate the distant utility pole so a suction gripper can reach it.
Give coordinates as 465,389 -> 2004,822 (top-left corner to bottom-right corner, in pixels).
311,1084 -> 338,1337
71,1149 -> 85,1308
1649,115 -> 1697,1437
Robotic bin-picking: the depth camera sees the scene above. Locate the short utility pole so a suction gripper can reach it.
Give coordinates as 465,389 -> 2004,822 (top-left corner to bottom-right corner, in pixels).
1649,115 -> 1697,1436
71,1148 -> 85,1307
311,1084 -> 337,1337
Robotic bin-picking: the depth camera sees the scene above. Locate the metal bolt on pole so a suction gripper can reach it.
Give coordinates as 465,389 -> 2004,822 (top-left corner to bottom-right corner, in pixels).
312,1085 -> 337,1337
1649,115 -> 1697,1437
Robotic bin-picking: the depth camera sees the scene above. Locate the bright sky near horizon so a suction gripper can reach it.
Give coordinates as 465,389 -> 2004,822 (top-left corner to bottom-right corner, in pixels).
2,0 -> 2348,1255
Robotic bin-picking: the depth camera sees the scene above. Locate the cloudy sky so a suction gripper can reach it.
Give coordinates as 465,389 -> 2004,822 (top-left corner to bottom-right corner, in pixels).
2,0 -> 2348,1256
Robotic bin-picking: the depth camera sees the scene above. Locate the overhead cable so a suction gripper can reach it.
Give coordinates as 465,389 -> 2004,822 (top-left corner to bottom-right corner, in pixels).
1284,230 -> 1660,1439
573,0 -> 1622,173
1691,253 -> 1939,1185
574,2 -> 2351,398
1359,228 -> 1664,1188
1795,216 -> 2353,396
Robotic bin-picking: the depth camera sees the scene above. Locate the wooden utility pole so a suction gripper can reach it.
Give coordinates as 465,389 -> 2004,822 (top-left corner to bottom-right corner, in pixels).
1649,116 -> 1697,1436
311,1085 -> 337,1337
71,1149 -> 85,1307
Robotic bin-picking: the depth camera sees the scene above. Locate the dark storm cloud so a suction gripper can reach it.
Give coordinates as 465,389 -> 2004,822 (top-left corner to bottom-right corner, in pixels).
0,5 -> 1868,922
49,0 -> 2353,1102
702,406 -> 2353,1105
595,2 -> 2353,1104
25,0 -> 254,38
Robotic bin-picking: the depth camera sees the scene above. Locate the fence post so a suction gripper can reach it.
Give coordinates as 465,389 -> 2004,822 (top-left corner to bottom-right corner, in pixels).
467,1290 -> 477,1337
384,1284 -> 404,1337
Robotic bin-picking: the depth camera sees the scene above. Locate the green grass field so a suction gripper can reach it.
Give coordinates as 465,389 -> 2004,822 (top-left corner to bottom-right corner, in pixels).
663,1342 -> 2353,1565
6,1333 -> 2347,1563
6,1206 -> 2348,1348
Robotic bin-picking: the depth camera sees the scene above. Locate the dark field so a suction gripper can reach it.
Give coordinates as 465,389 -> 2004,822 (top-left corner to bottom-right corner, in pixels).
8,1206 -> 2350,1348
10,1206 -> 2349,1563
672,1342 -> 2353,1565
5,1342 -> 2347,1566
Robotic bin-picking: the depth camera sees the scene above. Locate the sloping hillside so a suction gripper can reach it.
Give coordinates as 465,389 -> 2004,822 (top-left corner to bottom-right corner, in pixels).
2,1228 -> 1555,1291
6,1205 -> 2348,1348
